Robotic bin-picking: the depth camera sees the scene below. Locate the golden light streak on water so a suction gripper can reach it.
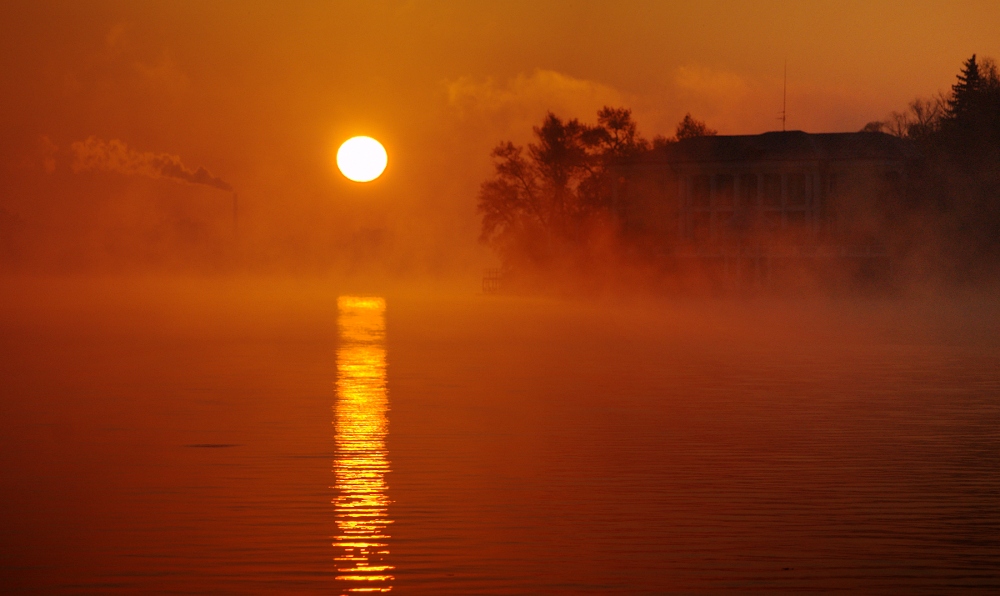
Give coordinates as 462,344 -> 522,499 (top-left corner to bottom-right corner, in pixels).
334,296 -> 394,594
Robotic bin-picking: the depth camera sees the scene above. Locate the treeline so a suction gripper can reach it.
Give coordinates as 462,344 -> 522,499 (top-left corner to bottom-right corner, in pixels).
866,55 -> 1000,282
478,55 -> 1000,289
478,108 -> 715,276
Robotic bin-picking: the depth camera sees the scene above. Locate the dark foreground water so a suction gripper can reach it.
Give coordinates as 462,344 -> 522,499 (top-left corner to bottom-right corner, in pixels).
1,279 -> 999,594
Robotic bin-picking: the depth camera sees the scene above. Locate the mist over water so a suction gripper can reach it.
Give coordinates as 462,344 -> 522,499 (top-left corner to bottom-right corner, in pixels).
1,276 -> 998,593
4,2 -> 1000,592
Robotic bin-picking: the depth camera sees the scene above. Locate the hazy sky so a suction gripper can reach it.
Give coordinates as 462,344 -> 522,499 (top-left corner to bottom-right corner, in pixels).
3,1 -> 999,273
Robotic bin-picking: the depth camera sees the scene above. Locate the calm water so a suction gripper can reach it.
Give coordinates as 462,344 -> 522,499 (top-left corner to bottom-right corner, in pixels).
2,281 -> 999,593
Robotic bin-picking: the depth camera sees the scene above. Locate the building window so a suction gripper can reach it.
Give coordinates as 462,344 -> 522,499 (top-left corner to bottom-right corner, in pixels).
714,174 -> 734,208
691,212 -> 711,243
788,173 -> 807,207
787,211 -> 807,226
762,174 -> 782,208
692,175 -> 710,208
882,171 -> 903,202
738,174 -> 758,211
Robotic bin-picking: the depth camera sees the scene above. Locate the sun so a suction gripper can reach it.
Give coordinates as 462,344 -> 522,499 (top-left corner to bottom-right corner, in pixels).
336,136 -> 388,183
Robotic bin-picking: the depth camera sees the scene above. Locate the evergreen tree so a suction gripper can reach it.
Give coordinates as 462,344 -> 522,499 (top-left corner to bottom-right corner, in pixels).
947,54 -> 981,121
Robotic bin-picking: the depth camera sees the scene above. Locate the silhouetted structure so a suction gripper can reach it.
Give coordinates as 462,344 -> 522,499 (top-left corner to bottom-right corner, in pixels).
479,55 -> 1000,291
482,268 -> 504,294
612,130 -> 911,287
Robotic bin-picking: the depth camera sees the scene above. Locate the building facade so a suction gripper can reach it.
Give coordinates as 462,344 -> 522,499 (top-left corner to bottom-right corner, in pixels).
613,131 -> 911,286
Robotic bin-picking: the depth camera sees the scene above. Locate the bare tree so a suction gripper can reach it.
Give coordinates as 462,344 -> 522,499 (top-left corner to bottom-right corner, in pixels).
868,96 -> 945,140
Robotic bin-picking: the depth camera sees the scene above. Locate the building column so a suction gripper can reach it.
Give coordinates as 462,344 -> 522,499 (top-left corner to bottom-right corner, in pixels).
708,173 -> 716,240
780,172 -> 788,229
678,175 -> 687,241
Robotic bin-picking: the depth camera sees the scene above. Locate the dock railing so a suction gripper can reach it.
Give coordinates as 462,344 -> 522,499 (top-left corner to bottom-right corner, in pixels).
482,268 -> 504,294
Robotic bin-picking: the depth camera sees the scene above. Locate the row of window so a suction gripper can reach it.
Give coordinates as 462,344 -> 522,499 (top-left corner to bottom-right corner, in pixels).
686,209 -> 825,243
688,173 -> 812,210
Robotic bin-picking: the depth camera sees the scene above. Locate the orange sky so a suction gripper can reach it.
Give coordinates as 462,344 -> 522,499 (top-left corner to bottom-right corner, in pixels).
2,1 -> 999,275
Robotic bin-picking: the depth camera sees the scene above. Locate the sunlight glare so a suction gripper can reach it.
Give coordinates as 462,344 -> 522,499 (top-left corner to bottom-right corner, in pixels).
334,296 -> 394,594
337,137 -> 388,182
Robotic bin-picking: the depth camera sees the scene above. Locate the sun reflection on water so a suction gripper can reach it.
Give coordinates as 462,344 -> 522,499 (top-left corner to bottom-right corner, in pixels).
334,296 -> 393,593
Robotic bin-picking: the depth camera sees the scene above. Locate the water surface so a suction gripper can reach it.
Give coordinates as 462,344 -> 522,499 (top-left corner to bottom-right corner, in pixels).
1,280 -> 998,593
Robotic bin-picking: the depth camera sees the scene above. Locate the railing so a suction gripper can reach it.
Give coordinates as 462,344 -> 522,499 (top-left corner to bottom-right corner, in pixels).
482,268 -> 504,294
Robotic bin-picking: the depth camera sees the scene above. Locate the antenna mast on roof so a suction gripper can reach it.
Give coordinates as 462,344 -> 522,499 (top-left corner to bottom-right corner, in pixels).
780,59 -> 787,131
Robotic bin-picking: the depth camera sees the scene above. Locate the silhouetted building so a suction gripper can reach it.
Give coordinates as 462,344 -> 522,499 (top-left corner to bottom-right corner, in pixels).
613,131 -> 911,287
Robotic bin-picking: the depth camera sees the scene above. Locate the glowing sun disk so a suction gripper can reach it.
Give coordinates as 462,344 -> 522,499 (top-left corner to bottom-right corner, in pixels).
337,136 -> 388,182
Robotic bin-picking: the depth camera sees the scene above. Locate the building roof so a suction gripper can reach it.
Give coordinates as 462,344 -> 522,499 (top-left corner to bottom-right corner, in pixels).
644,130 -> 911,165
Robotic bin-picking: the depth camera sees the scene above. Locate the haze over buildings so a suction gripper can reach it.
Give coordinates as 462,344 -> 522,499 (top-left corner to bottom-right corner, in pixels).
2,1 -> 1000,277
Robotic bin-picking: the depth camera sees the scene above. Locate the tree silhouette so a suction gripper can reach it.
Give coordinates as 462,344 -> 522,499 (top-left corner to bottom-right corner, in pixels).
477,107 -> 648,266
674,113 -> 717,140
947,54 -> 982,120
887,54 -> 1000,281
478,142 -> 542,245
591,107 -> 649,158
478,55 -> 1000,286
870,97 -> 946,140
860,121 -> 885,133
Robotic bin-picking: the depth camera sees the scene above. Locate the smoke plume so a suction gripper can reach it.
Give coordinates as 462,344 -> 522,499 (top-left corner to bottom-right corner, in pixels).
70,137 -> 232,191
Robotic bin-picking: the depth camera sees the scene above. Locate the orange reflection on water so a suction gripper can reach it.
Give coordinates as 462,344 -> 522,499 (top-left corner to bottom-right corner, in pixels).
334,296 -> 394,593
